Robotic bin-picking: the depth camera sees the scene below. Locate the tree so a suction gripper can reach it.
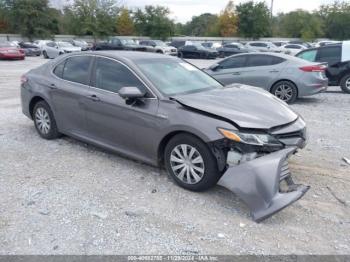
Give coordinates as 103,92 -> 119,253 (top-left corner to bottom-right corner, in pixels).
319,1 -> 350,40
183,13 -> 219,36
236,1 -> 271,39
67,0 -> 119,40
133,5 -> 174,40
217,1 -> 237,37
116,7 -> 134,35
0,1 -> 9,33
275,10 -> 323,40
2,0 -> 60,39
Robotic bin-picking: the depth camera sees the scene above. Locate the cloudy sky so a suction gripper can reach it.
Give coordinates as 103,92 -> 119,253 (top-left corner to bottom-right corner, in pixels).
122,0 -> 334,23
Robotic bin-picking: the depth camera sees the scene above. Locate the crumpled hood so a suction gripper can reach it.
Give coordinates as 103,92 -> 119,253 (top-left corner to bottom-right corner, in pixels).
173,85 -> 298,129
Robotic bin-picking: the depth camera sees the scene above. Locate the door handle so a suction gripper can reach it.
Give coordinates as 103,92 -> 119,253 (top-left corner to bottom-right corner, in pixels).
269,70 -> 279,73
49,83 -> 57,89
87,94 -> 100,102
232,72 -> 241,75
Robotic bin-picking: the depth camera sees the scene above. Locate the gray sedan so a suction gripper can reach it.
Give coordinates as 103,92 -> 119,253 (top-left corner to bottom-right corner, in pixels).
205,53 -> 328,103
21,51 -> 309,222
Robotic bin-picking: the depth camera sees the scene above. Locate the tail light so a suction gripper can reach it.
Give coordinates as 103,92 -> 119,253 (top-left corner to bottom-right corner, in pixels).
19,49 -> 25,54
299,65 -> 326,72
21,75 -> 28,84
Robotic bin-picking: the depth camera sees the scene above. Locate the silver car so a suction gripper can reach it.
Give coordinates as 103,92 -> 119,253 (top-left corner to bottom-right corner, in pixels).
205,53 -> 328,103
21,51 -> 309,222
42,41 -> 81,59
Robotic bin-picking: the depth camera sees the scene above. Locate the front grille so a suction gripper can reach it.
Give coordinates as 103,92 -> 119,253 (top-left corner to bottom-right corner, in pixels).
275,128 -> 306,140
280,160 -> 291,180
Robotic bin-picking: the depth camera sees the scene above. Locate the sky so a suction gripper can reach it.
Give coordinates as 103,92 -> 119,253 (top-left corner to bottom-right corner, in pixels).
122,0 -> 334,23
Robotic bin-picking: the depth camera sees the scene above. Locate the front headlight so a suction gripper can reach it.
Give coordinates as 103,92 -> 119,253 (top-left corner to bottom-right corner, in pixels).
218,128 -> 281,146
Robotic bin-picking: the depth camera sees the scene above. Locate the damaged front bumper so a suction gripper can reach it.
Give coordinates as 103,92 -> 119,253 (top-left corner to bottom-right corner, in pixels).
217,147 -> 310,222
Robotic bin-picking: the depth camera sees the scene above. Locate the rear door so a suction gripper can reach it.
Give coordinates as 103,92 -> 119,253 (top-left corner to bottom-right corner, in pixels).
209,55 -> 248,85
84,56 -> 159,161
50,55 -> 94,136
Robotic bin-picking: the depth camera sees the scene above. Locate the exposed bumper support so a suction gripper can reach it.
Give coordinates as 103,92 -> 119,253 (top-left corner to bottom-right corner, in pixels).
217,147 -> 310,222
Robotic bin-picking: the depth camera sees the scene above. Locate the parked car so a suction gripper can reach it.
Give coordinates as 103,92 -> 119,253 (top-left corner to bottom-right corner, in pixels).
42,41 -> 81,59
205,53 -> 328,103
66,40 -> 90,51
20,51 -> 309,222
288,41 -> 312,48
18,42 -> 41,56
315,40 -> 341,47
178,44 -> 218,59
273,41 -> 289,47
216,42 -> 252,57
201,42 -> 222,49
33,40 -> 52,50
245,41 -> 281,52
93,37 -> 147,52
280,44 -> 307,56
0,42 -> 25,60
296,42 -> 350,93
169,40 -> 193,49
139,40 -> 177,56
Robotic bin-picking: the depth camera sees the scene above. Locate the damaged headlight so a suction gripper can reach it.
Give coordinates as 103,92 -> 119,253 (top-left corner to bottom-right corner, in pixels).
218,128 -> 281,146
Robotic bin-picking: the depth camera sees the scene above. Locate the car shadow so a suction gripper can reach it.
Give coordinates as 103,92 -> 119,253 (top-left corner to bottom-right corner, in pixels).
294,97 -> 322,104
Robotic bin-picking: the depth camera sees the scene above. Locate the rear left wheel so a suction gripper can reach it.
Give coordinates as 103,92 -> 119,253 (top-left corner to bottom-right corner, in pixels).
164,134 -> 220,192
340,74 -> 350,94
33,101 -> 60,140
271,81 -> 298,104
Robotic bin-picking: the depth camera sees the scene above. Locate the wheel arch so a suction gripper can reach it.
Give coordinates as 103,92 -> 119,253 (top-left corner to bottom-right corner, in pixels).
29,96 -> 47,119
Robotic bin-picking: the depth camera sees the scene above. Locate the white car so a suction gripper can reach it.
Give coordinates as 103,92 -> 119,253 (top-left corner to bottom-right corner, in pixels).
139,40 -> 178,56
246,41 -> 281,52
42,41 -> 81,59
281,44 -> 307,56
33,40 -> 52,50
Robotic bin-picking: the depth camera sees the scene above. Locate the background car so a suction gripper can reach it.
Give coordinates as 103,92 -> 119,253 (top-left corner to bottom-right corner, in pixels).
245,41 -> 281,52
281,44 -> 307,56
93,37 -> 148,52
42,41 -> 81,59
18,42 -> 41,56
201,42 -> 222,49
178,44 -> 218,59
216,42 -> 252,57
66,40 -> 90,51
33,40 -> 52,50
139,40 -> 177,56
0,42 -> 25,60
169,40 -> 193,49
273,41 -> 289,47
205,53 -> 328,103
296,41 -> 350,93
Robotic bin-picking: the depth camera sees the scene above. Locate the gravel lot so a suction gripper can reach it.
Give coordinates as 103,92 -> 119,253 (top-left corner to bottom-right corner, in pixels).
0,56 -> 349,255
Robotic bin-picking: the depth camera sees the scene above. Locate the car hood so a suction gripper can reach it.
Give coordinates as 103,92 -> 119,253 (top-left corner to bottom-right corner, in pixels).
172,85 -> 298,129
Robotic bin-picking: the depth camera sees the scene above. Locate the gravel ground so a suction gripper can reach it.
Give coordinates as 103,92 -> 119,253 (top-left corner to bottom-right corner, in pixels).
0,56 -> 349,255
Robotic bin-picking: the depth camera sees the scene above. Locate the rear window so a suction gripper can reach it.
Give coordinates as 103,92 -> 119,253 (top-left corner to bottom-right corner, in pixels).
62,56 -> 92,85
53,61 -> 65,78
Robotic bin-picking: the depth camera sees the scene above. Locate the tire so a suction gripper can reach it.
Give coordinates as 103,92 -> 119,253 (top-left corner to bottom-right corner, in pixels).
219,51 -> 225,58
178,52 -> 184,58
340,74 -> 350,94
43,51 -> 49,59
156,50 -> 163,54
164,134 -> 220,192
271,80 -> 298,104
33,101 -> 60,140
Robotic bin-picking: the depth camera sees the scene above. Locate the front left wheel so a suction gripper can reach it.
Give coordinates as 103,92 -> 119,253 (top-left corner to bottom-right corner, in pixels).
33,101 -> 60,140
164,134 -> 220,192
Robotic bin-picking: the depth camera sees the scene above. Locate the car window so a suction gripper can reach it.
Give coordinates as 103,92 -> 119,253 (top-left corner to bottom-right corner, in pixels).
62,56 -> 92,85
93,57 -> 147,95
246,55 -> 280,67
296,50 -> 317,62
46,42 -> 56,47
219,56 -> 247,69
286,45 -> 301,49
53,60 -> 66,78
317,46 -> 341,61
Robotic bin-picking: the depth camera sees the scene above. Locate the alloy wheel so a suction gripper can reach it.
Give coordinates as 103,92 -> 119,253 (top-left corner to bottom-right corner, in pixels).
35,107 -> 51,135
275,84 -> 293,102
346,78 -> 350,89
170,144 -> 205,185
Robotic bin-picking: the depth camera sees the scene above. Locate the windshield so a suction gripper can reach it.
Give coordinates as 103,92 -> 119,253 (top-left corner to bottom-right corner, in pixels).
137,59 -> 222,96
154,40 -> 166,46
58,42 -> 74,48
121,39 -> 136,45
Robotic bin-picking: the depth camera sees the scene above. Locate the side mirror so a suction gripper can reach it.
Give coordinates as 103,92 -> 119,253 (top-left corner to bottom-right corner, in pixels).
118,86 -> 146,100
210,64 -> 221,71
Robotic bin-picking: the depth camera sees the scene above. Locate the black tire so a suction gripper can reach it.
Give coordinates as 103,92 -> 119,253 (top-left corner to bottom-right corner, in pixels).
156,50 -> 163,54
33,101 -> 60,140
178,52 -> 184,58
271,80 -> 298,104
219,51 -> 225,58
340,74 -> 350,94
43,50 -> 49,59
164,134 -> 220,192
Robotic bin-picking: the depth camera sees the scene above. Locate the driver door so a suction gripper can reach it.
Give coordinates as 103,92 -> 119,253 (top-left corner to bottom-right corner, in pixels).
84,56 -> 159,162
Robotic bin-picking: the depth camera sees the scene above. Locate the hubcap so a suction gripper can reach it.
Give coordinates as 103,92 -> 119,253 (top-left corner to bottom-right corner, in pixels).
35,107 -> 51,134
170,144 -> 205,184
346,78 -> 350,89
275,84 -> 293,102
